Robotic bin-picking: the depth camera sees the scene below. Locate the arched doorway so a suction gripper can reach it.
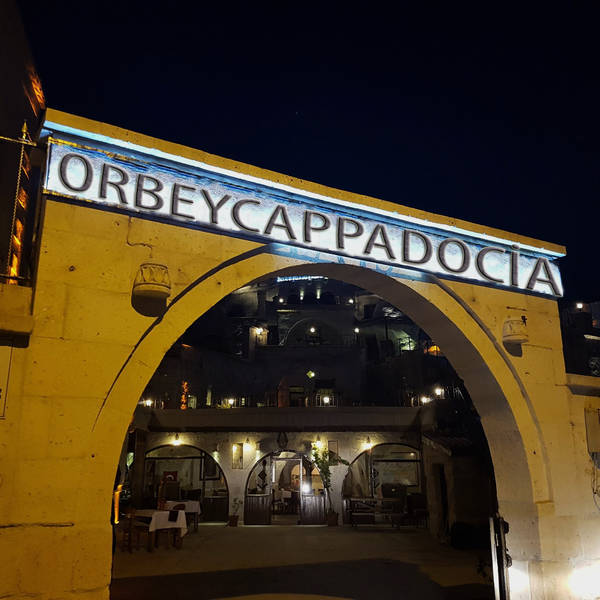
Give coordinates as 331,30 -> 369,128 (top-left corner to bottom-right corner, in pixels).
245,451 -> 325,525
78,256 -> 551,597
141,444 -> 229,522
5,111 -> 588,600
341,443 -> 423,525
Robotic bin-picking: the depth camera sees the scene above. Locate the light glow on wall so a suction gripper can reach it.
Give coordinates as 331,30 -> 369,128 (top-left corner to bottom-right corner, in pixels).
568,562 -> 600,599
507,562 -> 531,596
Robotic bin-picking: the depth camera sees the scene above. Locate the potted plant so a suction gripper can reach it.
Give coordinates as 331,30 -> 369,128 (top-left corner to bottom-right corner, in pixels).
228,497 -> 242,527
311,447 -> 349,526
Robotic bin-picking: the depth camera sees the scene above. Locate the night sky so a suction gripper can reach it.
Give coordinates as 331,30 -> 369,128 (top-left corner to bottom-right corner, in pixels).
17,3 -> 600,300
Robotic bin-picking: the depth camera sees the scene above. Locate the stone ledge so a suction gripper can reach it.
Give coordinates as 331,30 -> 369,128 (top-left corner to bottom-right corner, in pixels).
0,283 -> 33,335
137,405 -> 435,432
566,373 -> 600,397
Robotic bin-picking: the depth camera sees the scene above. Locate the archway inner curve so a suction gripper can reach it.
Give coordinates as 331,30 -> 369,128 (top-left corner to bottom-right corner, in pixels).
95,253 -> 545,566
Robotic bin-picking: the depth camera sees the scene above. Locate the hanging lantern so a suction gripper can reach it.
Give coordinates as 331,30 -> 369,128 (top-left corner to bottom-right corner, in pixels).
502,318 -> 528,345
132,262 -> 171,299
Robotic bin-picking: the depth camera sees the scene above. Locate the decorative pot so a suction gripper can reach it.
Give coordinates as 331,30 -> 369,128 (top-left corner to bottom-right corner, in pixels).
228,515 -> 239,527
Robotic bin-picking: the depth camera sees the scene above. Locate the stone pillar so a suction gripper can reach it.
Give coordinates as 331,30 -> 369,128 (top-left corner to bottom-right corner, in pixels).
131,429 -> 147,506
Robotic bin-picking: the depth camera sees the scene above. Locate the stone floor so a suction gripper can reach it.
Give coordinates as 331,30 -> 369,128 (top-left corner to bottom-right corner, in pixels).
110,524 -> 494,599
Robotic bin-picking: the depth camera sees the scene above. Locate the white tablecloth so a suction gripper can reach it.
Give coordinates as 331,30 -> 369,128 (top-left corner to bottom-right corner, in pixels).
164,500 -> 201,514
136,509 -> 187,536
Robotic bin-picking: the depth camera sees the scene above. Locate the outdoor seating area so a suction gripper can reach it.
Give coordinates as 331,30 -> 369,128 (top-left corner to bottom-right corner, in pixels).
345,493 -> 428,528
116,495 -> 202,553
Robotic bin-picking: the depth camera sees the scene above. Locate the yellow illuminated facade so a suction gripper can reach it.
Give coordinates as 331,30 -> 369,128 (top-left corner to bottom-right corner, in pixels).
0,109 -> 598,600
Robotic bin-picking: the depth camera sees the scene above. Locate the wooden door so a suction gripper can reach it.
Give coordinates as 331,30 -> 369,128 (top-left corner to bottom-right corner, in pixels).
300,494 -> 326,524
244,494 -> 272,524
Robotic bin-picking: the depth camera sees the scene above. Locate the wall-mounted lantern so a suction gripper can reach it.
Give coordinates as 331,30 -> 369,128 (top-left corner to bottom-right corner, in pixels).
502,317 -> 528,345
132,262 -> 171,316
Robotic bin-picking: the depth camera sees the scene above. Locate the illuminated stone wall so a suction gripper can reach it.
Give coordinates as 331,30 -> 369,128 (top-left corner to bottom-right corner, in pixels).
0,111 -> 598,599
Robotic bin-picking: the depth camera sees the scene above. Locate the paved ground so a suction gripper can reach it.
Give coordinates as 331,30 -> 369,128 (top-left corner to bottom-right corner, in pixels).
111,524 -> 494,600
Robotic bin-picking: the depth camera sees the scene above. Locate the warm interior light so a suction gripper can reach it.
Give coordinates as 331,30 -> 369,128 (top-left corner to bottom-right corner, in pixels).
348,298 -> 354,304
232,444 -> 238,453
568,563 -> 600,599
228,398 -> 235,406
17,188 -> 28,209
278,297 -> 285,304
434,387 -> 443,397
313,436 -> 323,449
421,396 -> 432,404
171,433 -> 182,446
309,326 -> 316,333
323,396 -> 330,405
144,399 -> 153,407
302,483 -> 311,494
180,380 -> 189,410
113,483 -> 123,524
354,327 -> 360,333
255,327 -> 263,335
425,345 -> 442,355
576,302 -> 584,310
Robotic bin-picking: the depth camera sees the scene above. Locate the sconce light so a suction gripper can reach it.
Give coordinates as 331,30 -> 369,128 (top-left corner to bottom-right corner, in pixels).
363,436 -> 373,451
243,437 -> 252,452
306,370 -> 316,379
354,327 -> 360,334
309,326 -> 316,334
420,396 -> 432,404
502,318 -> 529,344
171,433 -> 182,446
313,435 -> 323,450
323,396 -> 330,405
434,387 -> 443,397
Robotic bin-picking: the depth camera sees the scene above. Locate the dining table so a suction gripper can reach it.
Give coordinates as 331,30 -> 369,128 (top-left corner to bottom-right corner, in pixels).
163,500 -> 201,532
135,509 -> 187,551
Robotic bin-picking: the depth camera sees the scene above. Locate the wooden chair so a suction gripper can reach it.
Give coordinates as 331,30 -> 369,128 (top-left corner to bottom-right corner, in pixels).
119,510 -> 150,552
168,503 -> 186,548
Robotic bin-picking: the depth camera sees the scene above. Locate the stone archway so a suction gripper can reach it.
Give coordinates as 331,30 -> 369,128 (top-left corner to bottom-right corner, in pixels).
3,230 -> 576,599
88,254 -> 550,583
